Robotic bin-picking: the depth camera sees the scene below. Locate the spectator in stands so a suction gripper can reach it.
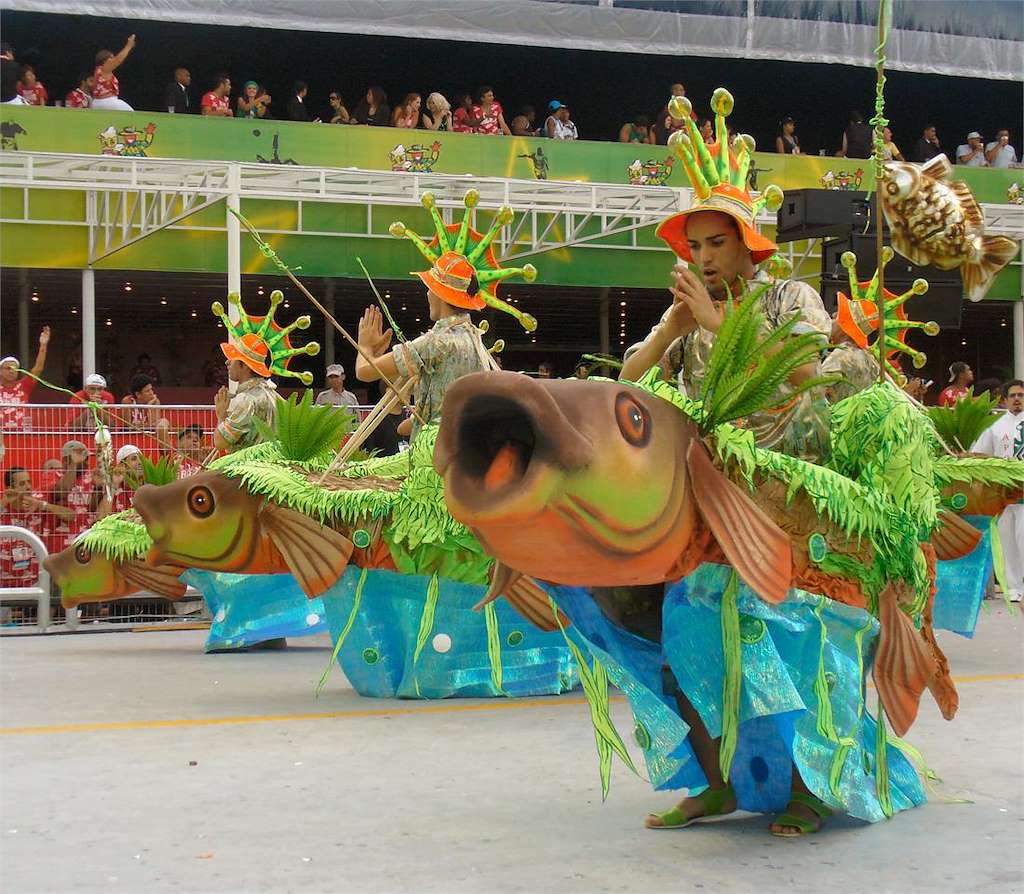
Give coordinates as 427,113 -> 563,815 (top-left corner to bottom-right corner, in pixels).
882,126 -> 904,161
17,65 -> 48,106
65,72 -> 95,109
236,80 -> 272,119
912,125 -> 942,163
287,81 -> 316,122
1,58 -> 23,105
1,467 -> 73,588
654,83 -> 693,145
574,361 -> 590,379
315,364 -> 359,409
422,92 -> 452,131
0,43 -> 13,62
939,361 -> 974,407
985,129 -> 1018,168
351,86 -> 390,126
545,102 -> 578,141
452,93 -> 479,133
0,327 -> 50,431
619,114 -> 655,144
176,424 -> 206,478
47,440 -> 92,507
775,116 -> 801,154
473,87 -> 511,136
100,444 -> 143,516
324,88 -> 349,124
69,373 -> 115,429
120,374 -> 170,443
163,67 -> 194,114
392,92 -> 422,129
698,117 -> 714,145
538,361 -> 554,379
838,110 -> 872,159
956,131 -> 988,167
129,353 -> 161,386
510,105 -> 536,137
903,376 -> 931,403
201,74 -> 232,117
92,34 -> 137,111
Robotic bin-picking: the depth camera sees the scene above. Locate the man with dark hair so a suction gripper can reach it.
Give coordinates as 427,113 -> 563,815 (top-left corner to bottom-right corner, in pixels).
839,110 -> 872,159
971,378 -> 1024,602
985,128 -> 1018,168
65,72 -> 96,109
201,74 -> 232,117
176,423 -> 206,477
163,67 -> 193,114
1,57 -> 24,104
121,373 -> 170,442
912,125 -> 943,163
1,466 -> 74,588
287,81 -> 313,122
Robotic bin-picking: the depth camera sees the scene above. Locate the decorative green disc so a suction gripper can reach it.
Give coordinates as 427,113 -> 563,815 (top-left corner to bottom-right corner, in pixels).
506,630 -> 524,647
633,722 -> 652,751
362,647 -> 379,665
352,529 -> 371,549
808,533 -> 828,564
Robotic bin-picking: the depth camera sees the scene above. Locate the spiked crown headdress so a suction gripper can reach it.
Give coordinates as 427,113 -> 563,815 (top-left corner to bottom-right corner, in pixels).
390,190 -> 539,332
213,291 -> 320,385
836,248 -> 938,383
656,88 -> 784,265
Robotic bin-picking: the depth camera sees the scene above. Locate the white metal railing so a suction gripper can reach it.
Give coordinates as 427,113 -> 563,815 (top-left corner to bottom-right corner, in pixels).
0,525 -> 56,631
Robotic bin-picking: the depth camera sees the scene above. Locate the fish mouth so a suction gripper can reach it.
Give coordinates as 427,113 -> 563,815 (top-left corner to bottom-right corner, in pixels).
435,371 -> 594,524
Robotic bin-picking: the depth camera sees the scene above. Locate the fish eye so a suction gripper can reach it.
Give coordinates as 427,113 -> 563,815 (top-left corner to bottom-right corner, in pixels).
73,544 -> 91,564
614,393 -> 651,447
187,485 -> 216,518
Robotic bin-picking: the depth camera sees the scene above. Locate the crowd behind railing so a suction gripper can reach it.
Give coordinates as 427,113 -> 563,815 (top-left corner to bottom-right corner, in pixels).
1,39 -> 1020,166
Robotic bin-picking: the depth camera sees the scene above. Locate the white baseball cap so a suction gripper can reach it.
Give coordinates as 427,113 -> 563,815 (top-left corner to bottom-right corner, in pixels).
966,131 -> 983,140
85,373 -> 107,388
116,444 -> 142,463
326,364 -> 345,377
0,356 -> 19,369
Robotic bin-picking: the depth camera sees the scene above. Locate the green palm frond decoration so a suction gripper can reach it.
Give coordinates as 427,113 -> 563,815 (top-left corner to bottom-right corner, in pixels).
698,287 -> 838,431
252,389 -> 357,461
926,389 -> 1002,453
141,455 -> 179,487
78,511 -> 152,562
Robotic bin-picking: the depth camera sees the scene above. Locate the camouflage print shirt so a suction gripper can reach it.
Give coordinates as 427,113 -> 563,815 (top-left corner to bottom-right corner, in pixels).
216,377 -> 279,452
627,272 -> 832,460
393,314 -> 492,438
820,342 -> 880,403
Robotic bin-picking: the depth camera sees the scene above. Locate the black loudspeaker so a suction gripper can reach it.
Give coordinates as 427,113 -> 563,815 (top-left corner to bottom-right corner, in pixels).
821,235 -> 960,284
819,277 -> 963,329
775,189 -> 872,242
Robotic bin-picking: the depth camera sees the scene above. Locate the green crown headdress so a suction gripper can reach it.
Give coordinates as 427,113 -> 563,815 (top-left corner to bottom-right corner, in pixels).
666,88 -> 784,217
836,247 -> 938,384
389,189 -> 540,332
212,291 -> 320,385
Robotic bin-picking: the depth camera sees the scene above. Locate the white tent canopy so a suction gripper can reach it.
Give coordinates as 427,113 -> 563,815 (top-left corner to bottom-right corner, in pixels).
4,0 -> 1021,82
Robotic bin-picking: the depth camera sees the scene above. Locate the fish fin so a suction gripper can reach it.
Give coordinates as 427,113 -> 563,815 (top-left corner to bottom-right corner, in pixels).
921,153 -> 952,182
872,585 -> 937,736
120,560 -> 187,600
961,235 -> 1019,302
887,226 -> 934,269
950,181 -> 984,229
930,510 -> 982,561
686,440 -> 793,605
261,502 -> 353,598
474,562 -> 568,632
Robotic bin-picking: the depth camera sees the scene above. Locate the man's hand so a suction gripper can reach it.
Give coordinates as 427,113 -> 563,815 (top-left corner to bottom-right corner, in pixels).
671,264 -> 722,333
146,395 -> 160,406
358,306 -> 393,357
38,326 -> 50,348
214,386 -> 231,420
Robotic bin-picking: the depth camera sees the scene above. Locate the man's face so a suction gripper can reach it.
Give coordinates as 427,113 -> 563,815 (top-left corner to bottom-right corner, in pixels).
219,79 -> 231,97
134,384 -> 156,403
671,83 -> 685,97
426,289 -> 445,321
84,383 -> 104,401
558,107 -> 570,122
1005,385 -> 1024,414
178,69 -> 191,86
685,211 -> 752,297
84,75 -> 96,92
0,363 -> 17,384
65,445 -> 89,467
180,431 -> 201,452
226,358 -> 248,382
998,130 -> 1010,144
7,471 -> 31,495
327,373 -> 345,391
925,127 -> 937,142
969,136 -> 983,149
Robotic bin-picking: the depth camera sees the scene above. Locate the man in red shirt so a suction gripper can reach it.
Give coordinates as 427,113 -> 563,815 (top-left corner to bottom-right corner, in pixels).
176,424 -> 207,478
938,361 -> 974,407
44,440 -> 100,548
201,75 -> 232,117
0,326 -> 50,431
16,64 -> 48,106
69,373 -> 115,429
1,466 -> 74,587
65,72 -> 95,109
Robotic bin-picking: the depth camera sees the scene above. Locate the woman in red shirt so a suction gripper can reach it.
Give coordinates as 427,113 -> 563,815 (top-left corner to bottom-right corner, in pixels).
91,34 -> 136,111
391,93 -> 422,129
472,86 -> 511,136
451,94 -> 480,134
17,65 -> 48,106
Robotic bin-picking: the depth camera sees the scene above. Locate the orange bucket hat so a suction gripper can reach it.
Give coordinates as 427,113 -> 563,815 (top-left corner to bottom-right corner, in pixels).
416,249 -> 487,312
654,88 -> 784,267
221,332 -> 273,377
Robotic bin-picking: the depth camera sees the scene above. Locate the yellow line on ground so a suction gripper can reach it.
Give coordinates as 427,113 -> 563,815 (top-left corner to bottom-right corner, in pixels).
2,673 -> 1020,737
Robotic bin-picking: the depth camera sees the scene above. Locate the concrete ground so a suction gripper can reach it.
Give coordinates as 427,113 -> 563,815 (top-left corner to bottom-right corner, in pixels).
1,606 -> 1022,894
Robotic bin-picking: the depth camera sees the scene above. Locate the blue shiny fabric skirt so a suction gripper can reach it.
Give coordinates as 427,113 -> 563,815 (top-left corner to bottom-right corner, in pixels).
933,516 -> 993,638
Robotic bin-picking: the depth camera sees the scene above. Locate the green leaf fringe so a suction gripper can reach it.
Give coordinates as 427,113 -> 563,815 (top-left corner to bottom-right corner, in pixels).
77,511 -> 152,562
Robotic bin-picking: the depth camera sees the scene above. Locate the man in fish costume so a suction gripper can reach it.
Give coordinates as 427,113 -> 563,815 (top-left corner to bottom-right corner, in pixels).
434,89 -> 1023,837
356,190 -> 538,440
